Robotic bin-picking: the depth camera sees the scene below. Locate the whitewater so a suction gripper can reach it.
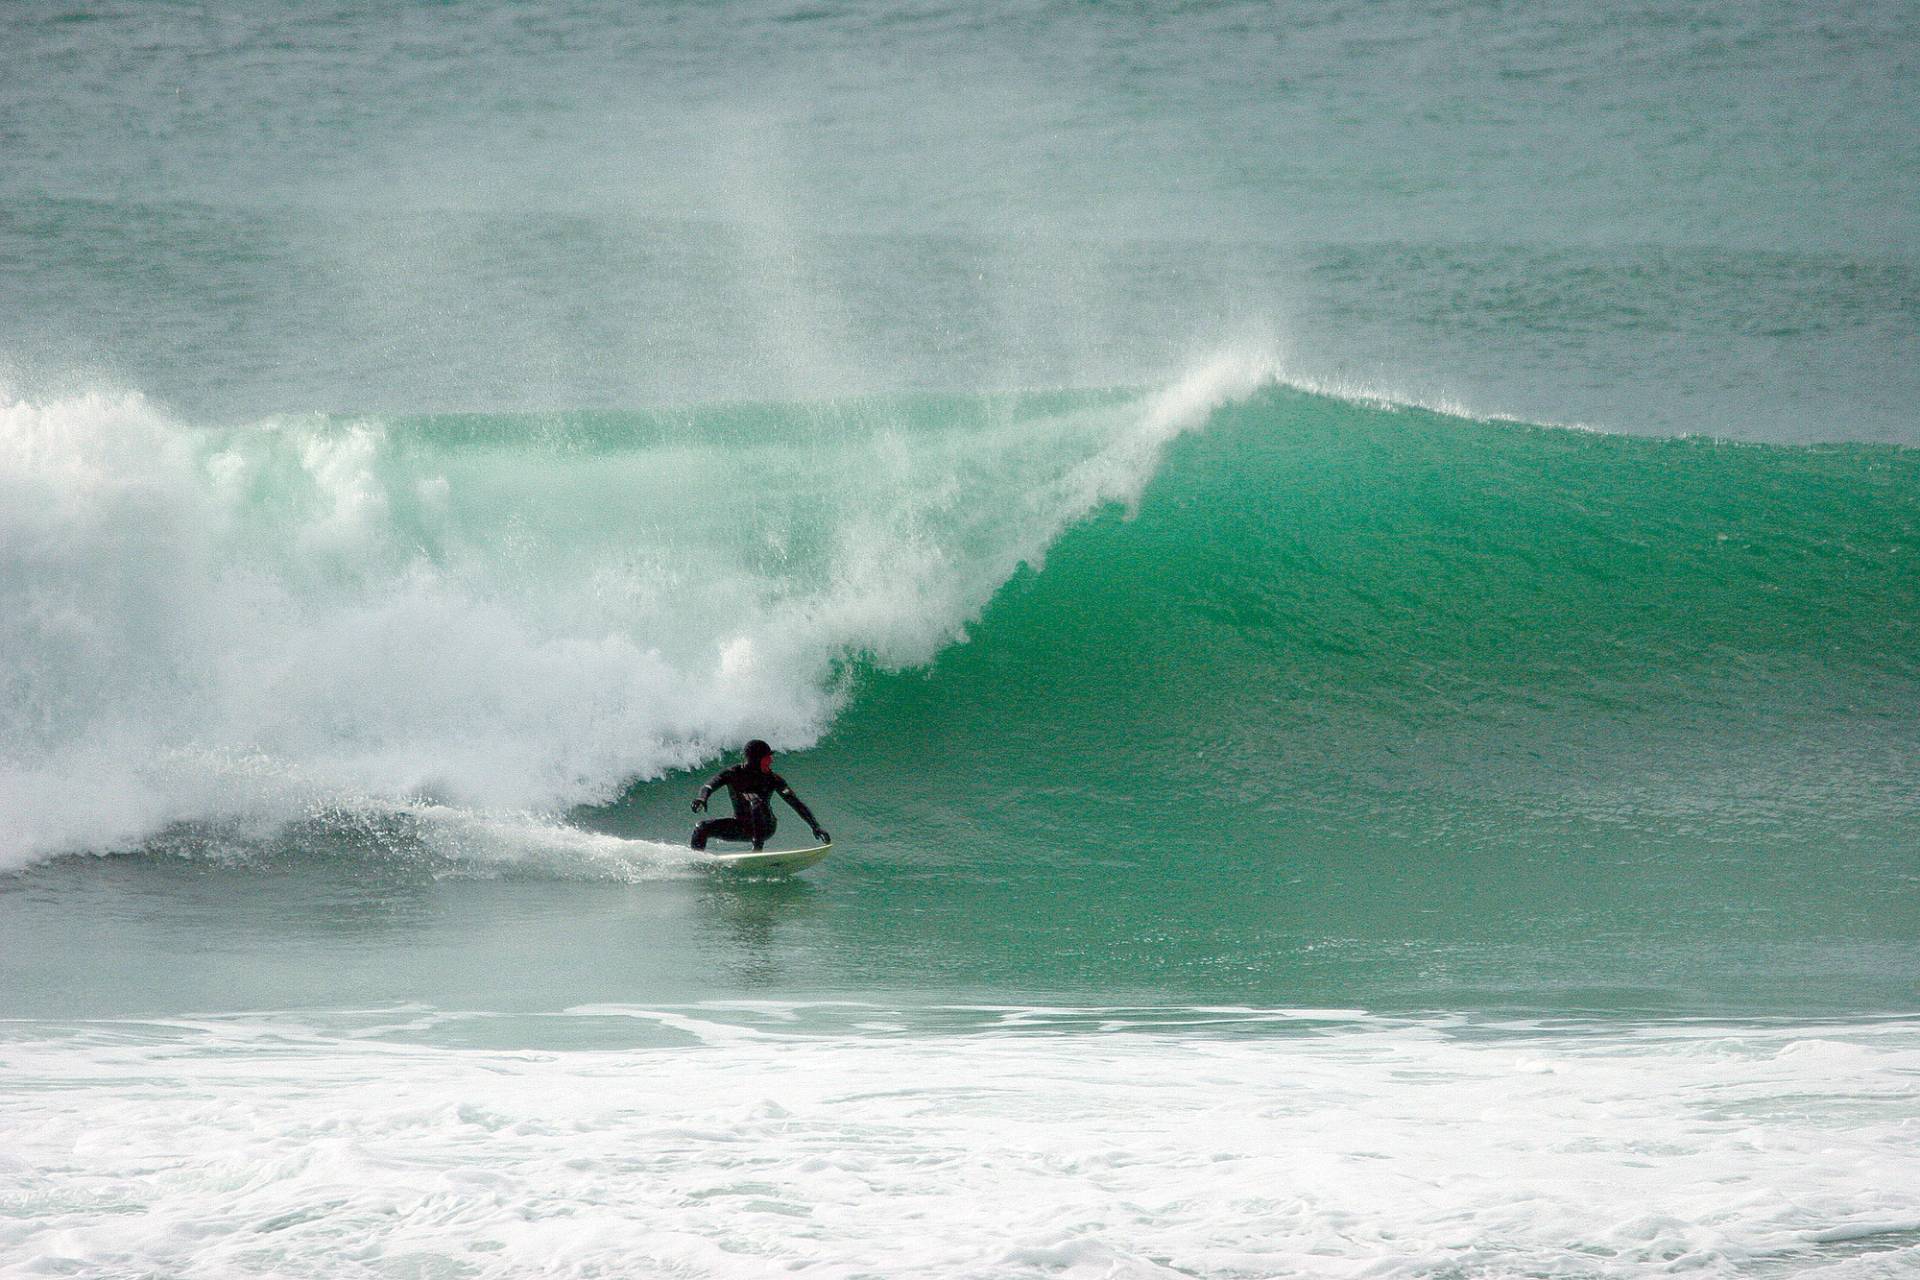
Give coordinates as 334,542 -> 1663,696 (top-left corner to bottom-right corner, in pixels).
5,1 -> 1918,1277
0,355 -> 1272,865
5,1007 -> 1918,1279
6,367 -> 1914,1277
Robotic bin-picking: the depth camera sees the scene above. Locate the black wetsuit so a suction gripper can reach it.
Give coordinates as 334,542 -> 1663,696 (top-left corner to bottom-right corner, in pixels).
692,765 -> 820,850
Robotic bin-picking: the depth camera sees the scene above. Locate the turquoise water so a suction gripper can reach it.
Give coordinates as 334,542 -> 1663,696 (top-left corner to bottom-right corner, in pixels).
5,388 -> 1915,1022
3,3 -> 1918,1275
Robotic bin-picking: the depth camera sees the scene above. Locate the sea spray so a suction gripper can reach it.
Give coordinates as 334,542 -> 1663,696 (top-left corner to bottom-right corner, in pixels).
0,354 -> 1279,867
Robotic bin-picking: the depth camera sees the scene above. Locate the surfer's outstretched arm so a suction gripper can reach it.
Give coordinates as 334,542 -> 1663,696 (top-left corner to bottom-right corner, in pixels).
692,767 -> 731,812
777,781 -> 828,841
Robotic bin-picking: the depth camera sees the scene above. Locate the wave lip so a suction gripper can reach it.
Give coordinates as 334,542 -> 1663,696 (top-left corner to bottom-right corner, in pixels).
10,358 -> 1916,874
0,354 -> 1281,869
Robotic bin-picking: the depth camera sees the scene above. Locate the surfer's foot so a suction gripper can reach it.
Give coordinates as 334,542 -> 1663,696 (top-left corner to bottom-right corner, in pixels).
690,832 -> 707,851
752,839 -> 765,851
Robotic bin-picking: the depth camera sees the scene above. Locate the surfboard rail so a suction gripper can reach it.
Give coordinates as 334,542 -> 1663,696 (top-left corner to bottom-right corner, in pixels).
701,841 -> 833,874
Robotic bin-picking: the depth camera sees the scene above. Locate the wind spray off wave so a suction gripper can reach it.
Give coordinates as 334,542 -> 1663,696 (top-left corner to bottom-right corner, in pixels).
0,355 -> 1277,867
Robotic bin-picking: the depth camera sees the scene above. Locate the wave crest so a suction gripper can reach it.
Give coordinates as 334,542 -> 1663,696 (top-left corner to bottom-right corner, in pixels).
0,354 -> 1279,867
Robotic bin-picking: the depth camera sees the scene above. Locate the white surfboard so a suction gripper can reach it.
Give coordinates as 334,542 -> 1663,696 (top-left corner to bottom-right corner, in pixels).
702,842 -> 832,874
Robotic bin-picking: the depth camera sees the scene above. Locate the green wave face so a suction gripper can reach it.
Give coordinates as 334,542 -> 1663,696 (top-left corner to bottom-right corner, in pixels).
640,387 -> 1919,1010
7,381 -> 1916,1011
0,375 -> 1246,864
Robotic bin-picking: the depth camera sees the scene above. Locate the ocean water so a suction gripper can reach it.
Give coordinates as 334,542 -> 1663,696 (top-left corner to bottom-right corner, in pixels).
3,3 -> 1918,1276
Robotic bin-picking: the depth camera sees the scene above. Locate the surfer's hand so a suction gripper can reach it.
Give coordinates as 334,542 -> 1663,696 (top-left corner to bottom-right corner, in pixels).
691,797 -> 707,813
812,827 -> 830,843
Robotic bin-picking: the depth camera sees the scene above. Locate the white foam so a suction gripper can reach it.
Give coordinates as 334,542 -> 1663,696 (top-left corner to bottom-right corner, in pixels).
0,353 -> 1280,869
0,1012 -> 1914,1277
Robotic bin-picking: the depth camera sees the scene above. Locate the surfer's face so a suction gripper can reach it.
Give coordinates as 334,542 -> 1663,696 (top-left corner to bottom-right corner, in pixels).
758,756 -> 773,773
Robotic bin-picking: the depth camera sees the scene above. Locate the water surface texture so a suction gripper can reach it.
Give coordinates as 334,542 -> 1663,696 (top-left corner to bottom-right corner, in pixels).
3,3 -> 1917,1276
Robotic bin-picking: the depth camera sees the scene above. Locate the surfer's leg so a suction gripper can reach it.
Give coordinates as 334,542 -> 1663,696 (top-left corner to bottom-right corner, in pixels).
750,807 -> 777,851
692,818 -> 752,849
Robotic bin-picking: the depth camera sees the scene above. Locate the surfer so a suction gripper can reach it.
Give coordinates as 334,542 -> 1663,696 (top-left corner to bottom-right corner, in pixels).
690,740 -> 830,851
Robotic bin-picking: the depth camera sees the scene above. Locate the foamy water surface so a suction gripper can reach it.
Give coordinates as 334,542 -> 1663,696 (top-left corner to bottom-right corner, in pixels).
3,1006 -> 1916,1279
